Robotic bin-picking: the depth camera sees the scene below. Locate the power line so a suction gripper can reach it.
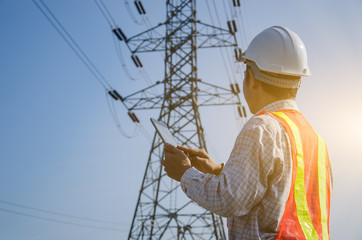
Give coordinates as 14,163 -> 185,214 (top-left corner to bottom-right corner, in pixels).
205,0 -> 246,125
205,0 -> 234,85
122,0 -> 144,25
227,0 -> 248,48
237,5 -> 249,46
33,0 -> 112,90
0,207 -> 126,232
98,0 -> 117,26
211,0 -> 239,83
221,0 -> 232,20
93,0 -> 114,27
111,33 -> 160,95
94,0 -> 161,93
0,199 -> 122,225
106,91 -> 140,138
33,0 -> 154,140
112,33 -> 143,81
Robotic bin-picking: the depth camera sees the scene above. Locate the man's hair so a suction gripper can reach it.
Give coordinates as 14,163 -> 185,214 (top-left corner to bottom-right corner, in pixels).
246,65 -> 299,100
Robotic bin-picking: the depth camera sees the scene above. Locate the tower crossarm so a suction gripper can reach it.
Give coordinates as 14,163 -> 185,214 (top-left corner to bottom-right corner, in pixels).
125,21 -> 238,53
196,81 -> 242,107
126,22 -> 167,53
123,79 -> 242,111
196,21 -> 237,49
122,80 -> 165,111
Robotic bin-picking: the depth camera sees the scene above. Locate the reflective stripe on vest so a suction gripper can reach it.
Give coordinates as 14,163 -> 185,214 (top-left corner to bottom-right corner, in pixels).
258,110 -> 330,240
317,134 -> 329,240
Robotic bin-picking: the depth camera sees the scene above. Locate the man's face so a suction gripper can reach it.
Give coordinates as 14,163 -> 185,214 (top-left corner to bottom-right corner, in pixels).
243,67 -> 252,111
242,67 -> 259,114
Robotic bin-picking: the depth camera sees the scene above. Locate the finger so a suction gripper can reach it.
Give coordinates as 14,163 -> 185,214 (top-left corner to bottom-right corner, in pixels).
177,145 -> 191,151
178,148 -> 190,158
188,148 -> 207,157
177,146 -> 203,156
191,156 -> 206,164
177,146 -> 189,156
165,143 -> 180,154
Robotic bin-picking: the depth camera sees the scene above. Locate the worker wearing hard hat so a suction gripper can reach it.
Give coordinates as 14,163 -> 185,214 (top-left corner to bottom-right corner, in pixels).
163,26 -> 332,240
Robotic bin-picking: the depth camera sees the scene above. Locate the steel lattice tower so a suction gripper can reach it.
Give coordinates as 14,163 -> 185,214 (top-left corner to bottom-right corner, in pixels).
116,0 -> 246,239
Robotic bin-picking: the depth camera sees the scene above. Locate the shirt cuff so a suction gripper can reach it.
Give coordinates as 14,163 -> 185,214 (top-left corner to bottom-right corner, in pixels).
180,167 -> 203,195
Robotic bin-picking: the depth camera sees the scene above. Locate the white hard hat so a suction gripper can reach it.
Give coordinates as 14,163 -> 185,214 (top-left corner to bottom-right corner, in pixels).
244,26 -> 310,78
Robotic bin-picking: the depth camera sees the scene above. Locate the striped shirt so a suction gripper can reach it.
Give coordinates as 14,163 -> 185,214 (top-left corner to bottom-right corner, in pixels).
181,99 -> 301,239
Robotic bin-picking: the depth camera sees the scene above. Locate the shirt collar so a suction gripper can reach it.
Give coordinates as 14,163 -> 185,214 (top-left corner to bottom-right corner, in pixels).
255,99 -> 299,116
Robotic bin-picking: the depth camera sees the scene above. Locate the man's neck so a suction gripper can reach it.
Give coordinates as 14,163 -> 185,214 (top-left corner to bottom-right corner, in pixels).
252,92 -> 278,114
253,95 -> 295,114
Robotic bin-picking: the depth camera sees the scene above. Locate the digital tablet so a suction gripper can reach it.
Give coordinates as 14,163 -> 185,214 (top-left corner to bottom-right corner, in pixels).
150,118 -> 178,147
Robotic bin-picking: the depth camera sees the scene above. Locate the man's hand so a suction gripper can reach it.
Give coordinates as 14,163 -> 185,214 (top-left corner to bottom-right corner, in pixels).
177,146 -> 223,175
163,143 -> 192,182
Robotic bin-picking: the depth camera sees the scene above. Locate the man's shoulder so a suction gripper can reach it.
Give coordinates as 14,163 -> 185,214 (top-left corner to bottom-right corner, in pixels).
244,113 -> 282,130
242,113 -> 285,136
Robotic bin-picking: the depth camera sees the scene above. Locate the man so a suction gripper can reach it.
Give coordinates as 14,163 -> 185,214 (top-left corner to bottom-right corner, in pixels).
163,26 -> 332,239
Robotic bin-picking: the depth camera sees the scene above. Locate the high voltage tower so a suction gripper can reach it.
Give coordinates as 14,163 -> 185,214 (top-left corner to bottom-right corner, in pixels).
113,0 -> 246,239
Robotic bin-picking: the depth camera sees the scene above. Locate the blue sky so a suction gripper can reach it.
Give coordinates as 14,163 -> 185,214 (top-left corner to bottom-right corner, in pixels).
1,0 -> 362,239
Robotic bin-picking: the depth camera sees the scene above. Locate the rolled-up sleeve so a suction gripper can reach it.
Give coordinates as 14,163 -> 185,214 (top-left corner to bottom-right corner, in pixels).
180,117 -> 279,217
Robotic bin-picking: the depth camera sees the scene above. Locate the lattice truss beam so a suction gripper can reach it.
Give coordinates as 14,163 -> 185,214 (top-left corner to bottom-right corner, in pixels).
123,79 -> 242,111
126,21 -> 236,53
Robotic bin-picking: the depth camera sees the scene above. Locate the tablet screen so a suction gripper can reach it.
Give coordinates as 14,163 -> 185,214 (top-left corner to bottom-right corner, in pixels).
150,118 -> 178,146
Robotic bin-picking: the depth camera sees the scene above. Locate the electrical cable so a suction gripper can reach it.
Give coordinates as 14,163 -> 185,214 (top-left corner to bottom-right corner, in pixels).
143,16 -> 163,38
112,33 -> 160,96
122,0 -> 163,38
94,0 -> 161,94
221,0 -> 232,20
98,0 -> 117,26
0,199 -> 122,225
33,0 -> 153,141
205,0 -> 233,85
227,0 -> 248,49
211,0 -> 239,84
224,1 -> 250,128
93,0 -> 114,27
139,69 -> 160,95
106,91 -> 140,138
33,0 -> 112,90
206,0 -> 247,124
227,1 -> 250,124
238,5 -> 249,46
0,207 -> 125,232
94,0 -> 163,130
138,123 -> 153,143
223,0 -> 248,59
112,33 -> 143,81
95,0 -> 163,132
123,0 -> 144,25
105,84 -> 154,143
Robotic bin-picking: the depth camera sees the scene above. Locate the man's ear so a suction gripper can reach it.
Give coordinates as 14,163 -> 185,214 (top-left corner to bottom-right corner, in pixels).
248,68 -> 258,88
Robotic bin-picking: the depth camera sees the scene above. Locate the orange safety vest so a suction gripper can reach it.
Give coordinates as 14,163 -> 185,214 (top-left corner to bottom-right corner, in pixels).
258,110 -> 331,240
